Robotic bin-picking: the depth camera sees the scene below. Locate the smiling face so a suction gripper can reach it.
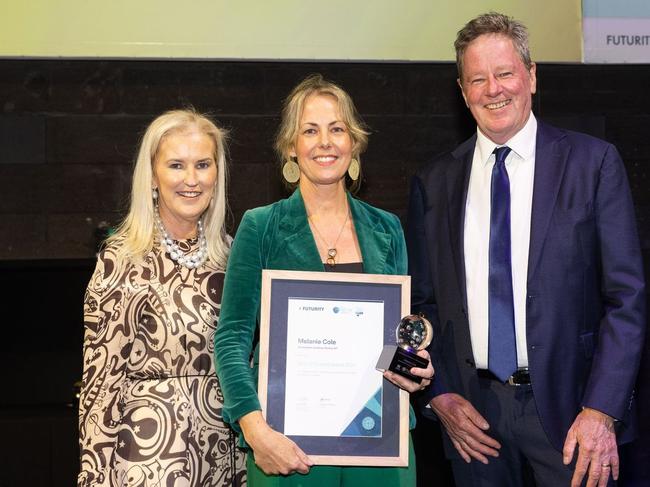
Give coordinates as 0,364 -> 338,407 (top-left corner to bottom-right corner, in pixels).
459,33 -> 537,145
290,94 -> 353,189
153,129 -> 217,238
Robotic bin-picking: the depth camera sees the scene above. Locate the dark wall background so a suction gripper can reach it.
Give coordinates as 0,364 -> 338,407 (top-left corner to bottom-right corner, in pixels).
0,60 -> 648,486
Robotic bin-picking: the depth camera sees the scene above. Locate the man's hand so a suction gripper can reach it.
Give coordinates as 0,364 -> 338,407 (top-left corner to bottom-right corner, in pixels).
430,392 -> 501,464
383,349 -> 434,393
563,407 -> 618,487
240,411 -> 313,475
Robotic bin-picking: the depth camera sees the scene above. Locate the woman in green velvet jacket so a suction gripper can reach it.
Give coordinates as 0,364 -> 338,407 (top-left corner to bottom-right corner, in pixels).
214,74 -> 433,486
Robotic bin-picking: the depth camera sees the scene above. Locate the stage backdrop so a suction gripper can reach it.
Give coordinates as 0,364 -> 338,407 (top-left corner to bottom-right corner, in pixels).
1,0 -> 582,61
583,0 -> 650,63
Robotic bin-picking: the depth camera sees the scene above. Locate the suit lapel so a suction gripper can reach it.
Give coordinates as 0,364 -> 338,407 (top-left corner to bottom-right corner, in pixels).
446,136 -> 475,308
527,121 -> 569,282
273,190 -> 393,274
349,194 -> 391,274
275,190 -> 324,271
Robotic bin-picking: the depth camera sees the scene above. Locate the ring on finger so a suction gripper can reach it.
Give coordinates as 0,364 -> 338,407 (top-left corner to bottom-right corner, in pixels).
601,463 -> 611,468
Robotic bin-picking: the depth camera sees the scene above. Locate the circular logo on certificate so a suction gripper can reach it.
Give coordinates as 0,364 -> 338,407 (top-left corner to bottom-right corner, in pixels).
361,416 -> 375,431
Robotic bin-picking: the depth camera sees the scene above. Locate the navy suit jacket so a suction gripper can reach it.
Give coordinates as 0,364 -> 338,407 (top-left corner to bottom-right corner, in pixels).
406,120 -> 646,452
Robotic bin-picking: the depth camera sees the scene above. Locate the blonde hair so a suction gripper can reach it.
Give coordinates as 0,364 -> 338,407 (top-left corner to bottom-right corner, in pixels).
275,74 -> 369,193
107,109 -> 230,269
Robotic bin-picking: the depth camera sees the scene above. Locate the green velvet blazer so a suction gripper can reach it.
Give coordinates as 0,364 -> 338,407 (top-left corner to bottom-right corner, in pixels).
214,189 -> 409,436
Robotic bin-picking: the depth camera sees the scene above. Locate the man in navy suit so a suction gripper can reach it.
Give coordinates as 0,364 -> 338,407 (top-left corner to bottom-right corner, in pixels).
407,12 -> 646,487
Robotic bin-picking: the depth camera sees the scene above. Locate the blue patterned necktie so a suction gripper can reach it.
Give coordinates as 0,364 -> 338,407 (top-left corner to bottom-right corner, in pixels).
488,146 -> 517,382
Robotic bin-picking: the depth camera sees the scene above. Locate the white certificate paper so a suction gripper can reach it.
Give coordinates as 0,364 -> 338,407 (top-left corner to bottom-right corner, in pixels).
284,298 -> 385,437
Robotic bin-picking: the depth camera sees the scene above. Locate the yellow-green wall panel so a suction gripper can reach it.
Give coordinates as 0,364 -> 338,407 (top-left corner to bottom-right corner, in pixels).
1,0 -> 582,61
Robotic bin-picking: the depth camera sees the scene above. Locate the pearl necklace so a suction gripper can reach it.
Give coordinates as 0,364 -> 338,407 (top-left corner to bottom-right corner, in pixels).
155,214 -> 208,269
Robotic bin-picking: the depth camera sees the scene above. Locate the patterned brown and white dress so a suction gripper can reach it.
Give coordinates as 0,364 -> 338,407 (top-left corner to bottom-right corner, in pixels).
78,240 -> 246,487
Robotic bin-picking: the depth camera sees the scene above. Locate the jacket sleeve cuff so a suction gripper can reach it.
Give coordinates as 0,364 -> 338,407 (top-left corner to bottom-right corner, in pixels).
223,396 -> 263,435
417,377 -> 448,421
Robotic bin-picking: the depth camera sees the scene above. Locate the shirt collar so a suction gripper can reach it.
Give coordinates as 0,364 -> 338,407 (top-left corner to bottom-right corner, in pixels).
475,113 -> 537,166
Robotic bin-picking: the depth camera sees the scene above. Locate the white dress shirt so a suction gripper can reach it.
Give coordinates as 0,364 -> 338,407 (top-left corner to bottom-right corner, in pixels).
464,114 -> 537,370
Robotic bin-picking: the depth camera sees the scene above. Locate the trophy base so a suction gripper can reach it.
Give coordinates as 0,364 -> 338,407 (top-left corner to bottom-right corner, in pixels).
376,345 -> 429,384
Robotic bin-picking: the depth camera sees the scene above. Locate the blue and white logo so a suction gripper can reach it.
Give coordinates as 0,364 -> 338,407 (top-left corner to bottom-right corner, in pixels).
361,416 -> 375,431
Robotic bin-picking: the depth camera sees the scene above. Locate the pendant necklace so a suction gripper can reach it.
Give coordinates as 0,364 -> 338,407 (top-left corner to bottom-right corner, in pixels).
309,211 -> 350,267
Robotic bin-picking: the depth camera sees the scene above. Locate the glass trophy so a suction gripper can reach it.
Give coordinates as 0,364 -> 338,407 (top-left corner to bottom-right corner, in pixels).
376,314 -> 433,383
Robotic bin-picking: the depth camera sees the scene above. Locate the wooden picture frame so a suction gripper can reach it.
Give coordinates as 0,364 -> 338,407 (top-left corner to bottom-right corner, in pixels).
258,269 -> 410,466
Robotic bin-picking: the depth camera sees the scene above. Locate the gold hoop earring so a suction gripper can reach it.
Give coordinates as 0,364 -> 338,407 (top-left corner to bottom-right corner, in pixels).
347,158 -> 360,181
282,159 -> 300,183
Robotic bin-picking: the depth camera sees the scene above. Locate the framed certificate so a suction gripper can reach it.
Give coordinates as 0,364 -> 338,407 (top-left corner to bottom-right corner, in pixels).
258,269 -> 410,467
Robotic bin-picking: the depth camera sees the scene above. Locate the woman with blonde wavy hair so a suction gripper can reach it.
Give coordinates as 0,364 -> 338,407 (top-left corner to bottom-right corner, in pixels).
78,109 -> 246,487
215,75 -> 432,487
